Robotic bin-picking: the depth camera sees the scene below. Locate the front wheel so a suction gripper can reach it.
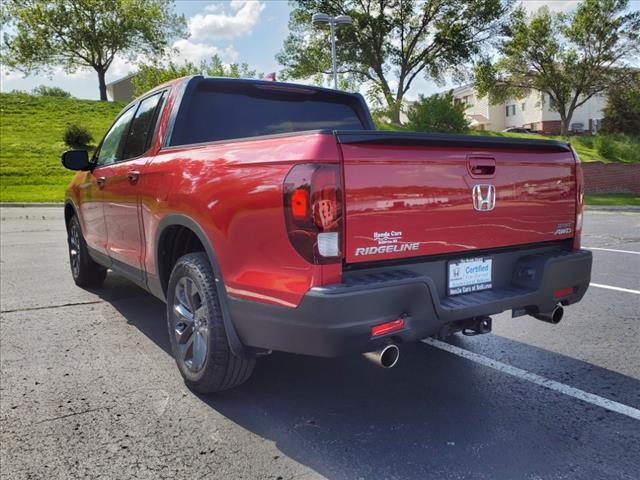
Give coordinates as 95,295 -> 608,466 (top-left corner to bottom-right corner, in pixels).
67,215 -> 107,287
167,252 -> 255,394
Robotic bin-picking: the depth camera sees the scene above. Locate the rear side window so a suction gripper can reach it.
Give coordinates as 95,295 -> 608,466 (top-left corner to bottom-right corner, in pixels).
122,91 -> 165,160
170,81 -> 366,146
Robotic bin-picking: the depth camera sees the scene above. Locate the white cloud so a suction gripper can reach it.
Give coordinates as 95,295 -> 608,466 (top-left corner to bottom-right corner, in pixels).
189,1 -> 265,40
172,39 -> 239,64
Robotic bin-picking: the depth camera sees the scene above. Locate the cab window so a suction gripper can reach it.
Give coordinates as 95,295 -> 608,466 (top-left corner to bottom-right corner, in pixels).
95,107 -> 135,167
122,91 -> 166,160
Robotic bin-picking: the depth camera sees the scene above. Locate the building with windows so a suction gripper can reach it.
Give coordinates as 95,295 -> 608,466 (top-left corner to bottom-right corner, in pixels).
450,84 -> 605,134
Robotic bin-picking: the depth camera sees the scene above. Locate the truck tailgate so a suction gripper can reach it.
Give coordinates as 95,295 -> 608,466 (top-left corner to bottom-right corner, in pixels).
337,132 -> 577,264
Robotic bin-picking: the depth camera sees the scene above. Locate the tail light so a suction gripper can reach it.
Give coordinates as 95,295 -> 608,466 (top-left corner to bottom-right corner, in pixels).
573,148 -> 584,250
283,163 -> 343,264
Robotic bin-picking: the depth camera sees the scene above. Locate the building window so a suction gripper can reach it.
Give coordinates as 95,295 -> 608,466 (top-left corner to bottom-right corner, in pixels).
506,104 -> 516,116
506,105 -> 509,117
521,102 -> 526,111
549,95 -> 557,109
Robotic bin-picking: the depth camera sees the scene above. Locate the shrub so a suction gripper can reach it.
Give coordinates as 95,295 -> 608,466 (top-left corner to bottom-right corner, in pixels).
63,124 -> 93,147
591,134 -> 640,163
406,91 -> 470,134
32,85 -> 72,98
594,135 -> 616,161
371,109 -> 407,131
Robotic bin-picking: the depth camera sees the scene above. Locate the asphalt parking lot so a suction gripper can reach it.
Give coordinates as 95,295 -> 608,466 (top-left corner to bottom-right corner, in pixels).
1,207 -> 638,479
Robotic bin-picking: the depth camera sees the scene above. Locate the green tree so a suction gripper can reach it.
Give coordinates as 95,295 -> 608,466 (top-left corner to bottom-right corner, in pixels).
406,91 -> 470,133
475,0 -> 640,136
132,55 -> 261,96
277,0 -> 510,125
601,75 -> 640,135
1,0 -> 187,101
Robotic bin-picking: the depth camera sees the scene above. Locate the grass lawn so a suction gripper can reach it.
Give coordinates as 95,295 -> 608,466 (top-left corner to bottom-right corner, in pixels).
0,93 -> 125,202
585,193 -> 640,206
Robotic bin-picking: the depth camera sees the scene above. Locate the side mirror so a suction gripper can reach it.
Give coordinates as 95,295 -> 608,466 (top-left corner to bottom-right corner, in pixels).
61,150 -> 90,171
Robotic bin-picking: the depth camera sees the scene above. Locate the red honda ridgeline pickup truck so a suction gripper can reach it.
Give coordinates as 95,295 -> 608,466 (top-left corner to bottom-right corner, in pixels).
62,76 -> 592,393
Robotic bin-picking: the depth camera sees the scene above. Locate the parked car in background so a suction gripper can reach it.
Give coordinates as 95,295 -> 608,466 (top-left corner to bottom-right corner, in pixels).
501,127 -> 541,134
62,76 -> 592,393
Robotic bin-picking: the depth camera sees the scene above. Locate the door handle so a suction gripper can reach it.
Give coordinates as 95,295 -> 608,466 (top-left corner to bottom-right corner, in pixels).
127,170 -> 140,184
468,157 -> 496,177
96,176 -> 106,189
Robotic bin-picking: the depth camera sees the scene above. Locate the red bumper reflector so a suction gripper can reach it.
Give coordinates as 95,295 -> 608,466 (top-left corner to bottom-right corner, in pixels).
371,319 -> 405,337
554,287 -> 574,298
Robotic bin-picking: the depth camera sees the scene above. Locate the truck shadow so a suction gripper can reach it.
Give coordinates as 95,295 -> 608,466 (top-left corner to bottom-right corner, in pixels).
110,285 -> 640,480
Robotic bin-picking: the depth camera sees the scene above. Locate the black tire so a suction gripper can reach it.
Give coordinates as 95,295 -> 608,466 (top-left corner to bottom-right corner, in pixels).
166,252 -> 255,394
67,215 -> 107,287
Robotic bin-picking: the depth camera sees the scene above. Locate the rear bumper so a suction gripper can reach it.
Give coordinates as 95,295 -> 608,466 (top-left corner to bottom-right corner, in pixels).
228,246 -> 592,357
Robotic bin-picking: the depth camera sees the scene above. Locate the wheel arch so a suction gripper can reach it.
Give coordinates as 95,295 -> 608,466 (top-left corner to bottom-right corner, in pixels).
155,214 -> 246,357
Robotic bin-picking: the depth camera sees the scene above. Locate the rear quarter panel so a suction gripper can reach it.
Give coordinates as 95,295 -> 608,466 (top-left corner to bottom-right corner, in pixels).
140,133 -> 343,307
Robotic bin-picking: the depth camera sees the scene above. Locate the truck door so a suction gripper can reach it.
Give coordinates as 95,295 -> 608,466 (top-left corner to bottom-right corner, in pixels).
102,91 -> 166,282
80,105 -> 136,260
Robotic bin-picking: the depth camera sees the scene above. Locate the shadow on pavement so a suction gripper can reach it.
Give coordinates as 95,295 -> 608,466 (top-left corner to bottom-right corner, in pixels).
109,285 -> 640,480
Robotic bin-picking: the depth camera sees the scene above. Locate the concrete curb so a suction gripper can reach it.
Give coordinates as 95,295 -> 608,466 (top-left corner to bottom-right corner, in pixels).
585,205 -> 640,212
0,203 -> 63,208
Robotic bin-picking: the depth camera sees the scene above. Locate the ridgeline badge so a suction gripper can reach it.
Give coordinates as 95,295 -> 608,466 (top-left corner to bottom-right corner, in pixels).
355,231 -> 420,256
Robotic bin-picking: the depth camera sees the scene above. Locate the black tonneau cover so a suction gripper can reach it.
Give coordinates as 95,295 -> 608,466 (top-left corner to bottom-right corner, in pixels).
335,131 -> 572,152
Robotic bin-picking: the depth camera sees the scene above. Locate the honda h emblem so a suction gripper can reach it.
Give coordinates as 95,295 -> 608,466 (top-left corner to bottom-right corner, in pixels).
472,184 -> 496,211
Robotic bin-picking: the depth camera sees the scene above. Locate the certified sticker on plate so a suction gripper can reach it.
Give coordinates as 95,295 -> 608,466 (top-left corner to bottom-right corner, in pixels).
448,257 -> 492,296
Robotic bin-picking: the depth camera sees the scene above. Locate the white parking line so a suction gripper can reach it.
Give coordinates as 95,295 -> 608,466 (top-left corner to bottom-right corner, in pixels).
590,283 -> 640,295
586,247 -> 640,255
422,338 -> 640,421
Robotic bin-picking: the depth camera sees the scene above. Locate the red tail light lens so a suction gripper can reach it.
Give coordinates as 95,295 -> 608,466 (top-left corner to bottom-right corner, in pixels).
291,188 -> 309,219
283,164 -> 343,264
554,287 -> 574,299
371,319 -> 405,337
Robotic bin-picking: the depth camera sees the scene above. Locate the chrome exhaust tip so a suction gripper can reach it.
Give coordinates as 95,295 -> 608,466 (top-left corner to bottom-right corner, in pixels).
532,305 -> 564,324
364,343 -> 400,369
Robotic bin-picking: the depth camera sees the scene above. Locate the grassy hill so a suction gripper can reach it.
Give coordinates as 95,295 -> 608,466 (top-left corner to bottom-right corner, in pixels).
0,93 -> 125,202
0,92 -> 637,203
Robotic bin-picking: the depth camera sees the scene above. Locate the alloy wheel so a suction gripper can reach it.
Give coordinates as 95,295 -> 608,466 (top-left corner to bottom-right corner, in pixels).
173,277 -> 209,373
69,220 -> 81,278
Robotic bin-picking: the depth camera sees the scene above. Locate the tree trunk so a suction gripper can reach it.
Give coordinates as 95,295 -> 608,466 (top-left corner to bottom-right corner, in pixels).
559,115 -> 572,137
96,67 -> 108,101
389,103 -> 402,125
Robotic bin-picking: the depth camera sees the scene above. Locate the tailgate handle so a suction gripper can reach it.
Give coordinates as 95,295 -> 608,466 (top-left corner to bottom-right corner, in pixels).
468,157 -> 496,177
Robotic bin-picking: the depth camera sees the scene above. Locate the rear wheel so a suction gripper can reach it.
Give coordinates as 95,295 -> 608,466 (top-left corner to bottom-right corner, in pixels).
67,215 -> 107,287
167,252 -> 255,394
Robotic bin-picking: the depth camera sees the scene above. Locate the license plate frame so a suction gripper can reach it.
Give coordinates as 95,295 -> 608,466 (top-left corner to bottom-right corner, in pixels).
447,257 -> 493,296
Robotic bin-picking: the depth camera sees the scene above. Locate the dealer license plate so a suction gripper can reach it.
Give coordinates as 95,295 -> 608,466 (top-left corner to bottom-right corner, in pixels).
448,257 -> 492,296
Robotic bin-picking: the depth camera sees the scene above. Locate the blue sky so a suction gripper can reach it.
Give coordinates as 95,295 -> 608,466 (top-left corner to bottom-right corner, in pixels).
1,1 -> 638,100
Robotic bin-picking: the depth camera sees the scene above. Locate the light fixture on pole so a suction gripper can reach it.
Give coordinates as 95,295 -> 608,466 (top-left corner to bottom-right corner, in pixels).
312,13 -> 353,89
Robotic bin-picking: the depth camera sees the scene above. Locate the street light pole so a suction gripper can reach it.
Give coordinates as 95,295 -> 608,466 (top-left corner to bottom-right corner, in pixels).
330,21 -> 337,89
312,13 -> 352,89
